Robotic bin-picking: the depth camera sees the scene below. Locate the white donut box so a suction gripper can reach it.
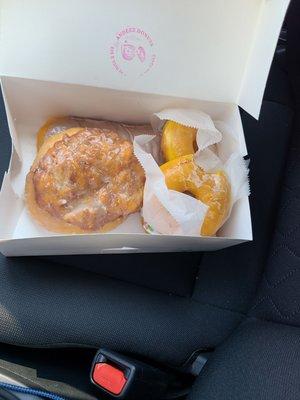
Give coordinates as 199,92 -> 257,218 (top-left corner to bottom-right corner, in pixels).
0,0 -> 290,256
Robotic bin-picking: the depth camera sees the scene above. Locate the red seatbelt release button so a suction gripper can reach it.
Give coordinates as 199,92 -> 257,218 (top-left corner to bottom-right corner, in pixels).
92,363 -> 127,395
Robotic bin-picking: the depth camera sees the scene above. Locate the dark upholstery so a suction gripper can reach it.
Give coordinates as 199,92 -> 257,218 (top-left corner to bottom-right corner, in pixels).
250,112 -> 300,325
248,4 -> 300,326
0,5 -> 298,398
189,319 -> 300,400
45,253 -> 201,297
0,90 -> 11,184
189,3 -> 300,399
193,101 -> 293,314
0,255 -> 242,366
189,118 -> 300,397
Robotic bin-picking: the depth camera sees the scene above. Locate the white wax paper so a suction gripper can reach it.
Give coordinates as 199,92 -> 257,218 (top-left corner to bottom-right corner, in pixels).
134,108 -> 250,236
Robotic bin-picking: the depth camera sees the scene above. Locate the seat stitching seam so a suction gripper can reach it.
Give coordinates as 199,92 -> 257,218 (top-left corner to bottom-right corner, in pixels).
265,294 -> 300,320
250,267 -> 299,311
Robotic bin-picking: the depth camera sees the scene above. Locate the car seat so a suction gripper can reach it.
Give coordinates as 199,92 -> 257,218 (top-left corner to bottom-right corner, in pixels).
0,2 -> 298,399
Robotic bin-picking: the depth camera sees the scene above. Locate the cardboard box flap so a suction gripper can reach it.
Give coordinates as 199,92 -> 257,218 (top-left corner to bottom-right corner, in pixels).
238,0 -> 290,118
0,0 -> 289,119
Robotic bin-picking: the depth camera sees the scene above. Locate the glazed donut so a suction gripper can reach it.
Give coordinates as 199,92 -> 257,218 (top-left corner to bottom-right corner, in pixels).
37,116 -> 159,152
161,120 -> 197,161
26,127 -> 145,233
36,117 -> 78,150
160,154 -> 231,236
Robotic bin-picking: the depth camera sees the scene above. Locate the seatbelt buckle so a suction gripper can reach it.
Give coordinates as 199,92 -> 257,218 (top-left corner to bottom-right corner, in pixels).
90,349 -> 169,399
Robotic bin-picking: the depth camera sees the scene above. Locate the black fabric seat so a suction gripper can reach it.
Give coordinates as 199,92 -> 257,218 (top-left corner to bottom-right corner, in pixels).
189,110 -> 300,398
189,4 -> 300,398
0,7 -> 297,398
0,254 -> 243,367
189,319 -> 300,400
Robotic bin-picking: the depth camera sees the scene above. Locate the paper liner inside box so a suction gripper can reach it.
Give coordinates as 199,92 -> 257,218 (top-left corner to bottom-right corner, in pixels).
134,108 -> 249,236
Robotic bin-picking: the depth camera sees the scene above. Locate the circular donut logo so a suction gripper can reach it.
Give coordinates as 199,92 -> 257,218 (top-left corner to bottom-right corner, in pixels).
109,27 -> 156,77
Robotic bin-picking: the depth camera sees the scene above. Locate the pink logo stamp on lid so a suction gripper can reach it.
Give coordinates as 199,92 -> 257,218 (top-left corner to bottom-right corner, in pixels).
109,27 -> 156,77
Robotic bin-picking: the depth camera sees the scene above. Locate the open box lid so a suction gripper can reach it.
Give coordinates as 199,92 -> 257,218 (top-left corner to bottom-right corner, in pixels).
0,0 -> 289,119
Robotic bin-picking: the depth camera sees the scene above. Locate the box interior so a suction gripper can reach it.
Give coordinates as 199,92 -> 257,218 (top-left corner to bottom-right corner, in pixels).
0,0 -> 290,255
0,76 -> 252,255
